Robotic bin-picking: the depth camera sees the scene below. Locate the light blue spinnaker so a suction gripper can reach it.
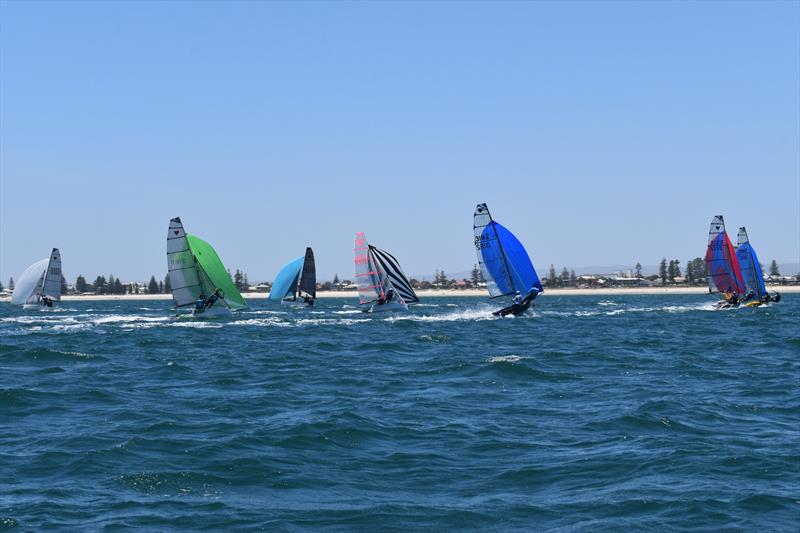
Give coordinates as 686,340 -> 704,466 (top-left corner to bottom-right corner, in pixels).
269,256 -> 305,301
473,203 -> 542,298
736,227 -> 767,299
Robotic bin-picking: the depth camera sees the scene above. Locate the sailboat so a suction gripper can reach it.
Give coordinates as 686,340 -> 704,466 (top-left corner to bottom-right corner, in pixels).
166,217 -> 248,317
736,227 -> 780,306
354,232 -> 419,313
269,247 -> 316,306
705,215 -> 747,308
473,203 -> 543,316
11,248 -> 62,309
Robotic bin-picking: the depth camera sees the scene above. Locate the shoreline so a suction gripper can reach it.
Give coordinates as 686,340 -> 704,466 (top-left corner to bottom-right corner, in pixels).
1,285 -> 796,302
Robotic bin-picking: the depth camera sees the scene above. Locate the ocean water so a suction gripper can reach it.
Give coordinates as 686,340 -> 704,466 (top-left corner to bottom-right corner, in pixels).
1,294 -> 798,531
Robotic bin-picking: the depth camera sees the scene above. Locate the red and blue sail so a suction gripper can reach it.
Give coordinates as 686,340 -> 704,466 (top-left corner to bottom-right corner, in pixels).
705,216 -> 746,295
473,203 -> 542,298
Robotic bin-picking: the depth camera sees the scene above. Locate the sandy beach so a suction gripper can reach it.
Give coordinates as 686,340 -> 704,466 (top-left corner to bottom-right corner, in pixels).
1,285 -> 796,302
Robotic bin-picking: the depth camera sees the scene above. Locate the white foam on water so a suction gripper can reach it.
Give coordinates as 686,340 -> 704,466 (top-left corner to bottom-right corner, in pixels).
382,307 -> 497,323
487,355 -> 526,363
230,318 -> 291,328
169,321 -> 223,329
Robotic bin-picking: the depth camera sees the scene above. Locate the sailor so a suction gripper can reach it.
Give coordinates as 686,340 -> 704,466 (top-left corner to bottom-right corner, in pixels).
377,288 -> 395,305
742,290 -> 754,302
195,293 -> 207,313
511,291 -> 523,305
41,295 -> 53,307
205,288 -> 223,309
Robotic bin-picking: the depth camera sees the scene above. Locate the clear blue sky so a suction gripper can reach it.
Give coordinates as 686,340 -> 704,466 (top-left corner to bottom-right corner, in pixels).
1,0 -> 798,283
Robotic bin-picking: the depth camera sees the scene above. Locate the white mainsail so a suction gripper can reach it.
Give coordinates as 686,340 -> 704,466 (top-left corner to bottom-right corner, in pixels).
166,217 -> 203,307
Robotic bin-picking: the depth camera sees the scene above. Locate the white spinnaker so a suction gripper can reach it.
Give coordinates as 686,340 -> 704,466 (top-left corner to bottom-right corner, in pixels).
11,258 -> 48,305
167,217 -> 203,307
41,248 -> 62,301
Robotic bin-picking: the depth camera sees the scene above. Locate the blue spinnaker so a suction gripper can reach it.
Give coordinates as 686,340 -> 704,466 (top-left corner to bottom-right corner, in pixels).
269,256 -> 304,301
478,220 -> 542,298
736,242 -> 766,298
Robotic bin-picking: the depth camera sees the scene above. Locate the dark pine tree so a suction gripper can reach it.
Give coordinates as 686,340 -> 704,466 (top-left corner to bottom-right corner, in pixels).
548,264 -> 557,285
659,258 -> 668,285
234,269 -> 243,290
635,262 -> 643,278
163,273 -> 171,293
570,270 -> 577,285
61,274 -> 68,294
148,275 -> 159,294
333,273 -> 340,286
75,275 -> 87,293
113,278 -> 124,294
94,275 -> 106,294
158,281 -> 163,293
470,264 -> 481,287
769,260 -> 780,277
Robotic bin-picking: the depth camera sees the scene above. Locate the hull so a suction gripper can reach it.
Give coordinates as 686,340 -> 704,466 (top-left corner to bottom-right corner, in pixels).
193,304 -> 232,318
366,299 -> 408,313
23,303 -> 58,310
281,298 -> 314,308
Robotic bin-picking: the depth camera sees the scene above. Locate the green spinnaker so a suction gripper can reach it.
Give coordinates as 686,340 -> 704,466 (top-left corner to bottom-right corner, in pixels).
186,234 -> 248,310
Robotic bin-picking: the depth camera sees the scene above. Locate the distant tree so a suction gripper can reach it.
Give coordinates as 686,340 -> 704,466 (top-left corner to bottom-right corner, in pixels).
569,270 -> 577,285
75,275 -> 87,293
127,283 -> 133,295
409,278 -> 420,289
419,280 -> 432,290
635,262 -> 643,278
113,278 -> 124,294
147,275 -> 159,294
108,275 -> 116,294
320,281 -> 332,291
8,277 -> 14,291
242,273 -> 249,291
769,260 -> 780,277
61,275 -> 69,294
667,260 -> 681,282
691,258 -> 706,284
548,264 -> 557,284
234,269 -> 243,290
560,267 -> 569,285
163,273 -> 171,294
436,270 -> 449,285
94,275 -> 106,294
470,264 -> 481,287
158,281 -> 163,293
333,273 -> 340,285
659,258 -> 668,285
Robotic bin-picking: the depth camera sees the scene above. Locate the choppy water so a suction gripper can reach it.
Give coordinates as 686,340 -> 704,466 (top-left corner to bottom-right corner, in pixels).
1,295 -> 798,530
